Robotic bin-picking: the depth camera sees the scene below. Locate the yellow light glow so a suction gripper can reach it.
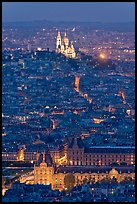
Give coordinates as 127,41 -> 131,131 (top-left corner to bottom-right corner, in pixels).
93,118 -> 104,124
99,53 -> 106,59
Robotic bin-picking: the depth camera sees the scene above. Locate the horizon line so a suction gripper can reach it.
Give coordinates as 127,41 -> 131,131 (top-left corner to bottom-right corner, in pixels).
2,19 -> 135,24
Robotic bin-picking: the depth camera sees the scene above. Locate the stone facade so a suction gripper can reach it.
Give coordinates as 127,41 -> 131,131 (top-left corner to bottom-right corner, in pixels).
34,155 -> 135,191
34,138 -> 135,191
56,31 -> 76,58
67,138 -> 135,166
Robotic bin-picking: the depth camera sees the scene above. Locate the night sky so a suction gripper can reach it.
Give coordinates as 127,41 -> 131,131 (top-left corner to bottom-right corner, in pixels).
2,2 -> 135,23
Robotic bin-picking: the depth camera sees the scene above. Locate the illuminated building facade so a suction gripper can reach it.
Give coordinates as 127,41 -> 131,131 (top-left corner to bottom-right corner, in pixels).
2,138 -> 135,166
2,149 -> 38,162
17,149 -> 24,161
2,152 -> 17,161
67,138 -> 135,166
2,138 -> 135,191
56,31 -> 76,58
48,144 -> 67,165
34,152 -> 135,191
74,76 -> 80,92
34,138 -> 135,191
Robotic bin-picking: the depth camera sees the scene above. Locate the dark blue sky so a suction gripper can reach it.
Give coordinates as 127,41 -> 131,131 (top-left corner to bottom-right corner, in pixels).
2,2 -> 135,23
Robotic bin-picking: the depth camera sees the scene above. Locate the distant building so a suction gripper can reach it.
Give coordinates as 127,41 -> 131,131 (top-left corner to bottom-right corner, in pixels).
56,31 -> 76,58
34,138 -> 135,191
2,152 -> 17,161
67,138 -> 135,166
34,151 -> 135,191
2,138 -> 135,165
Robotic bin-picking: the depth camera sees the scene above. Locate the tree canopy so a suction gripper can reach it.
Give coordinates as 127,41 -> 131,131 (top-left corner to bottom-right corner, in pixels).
64,173 -> 75,190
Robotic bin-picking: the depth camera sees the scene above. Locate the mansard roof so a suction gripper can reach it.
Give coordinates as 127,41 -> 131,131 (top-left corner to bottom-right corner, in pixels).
84,146 -> 135,154
35,153 -> 53,167
68,137 -> 84,149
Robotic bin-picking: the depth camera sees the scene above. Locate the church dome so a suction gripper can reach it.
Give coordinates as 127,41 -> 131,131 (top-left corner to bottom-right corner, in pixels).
109,168 -> 118,175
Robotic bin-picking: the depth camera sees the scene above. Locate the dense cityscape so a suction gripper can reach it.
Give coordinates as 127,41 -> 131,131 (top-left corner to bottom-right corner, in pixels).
2,2 -> 135,203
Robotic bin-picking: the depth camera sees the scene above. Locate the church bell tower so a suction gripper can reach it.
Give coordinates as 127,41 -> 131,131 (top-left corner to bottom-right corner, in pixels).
56,31 -> 62,52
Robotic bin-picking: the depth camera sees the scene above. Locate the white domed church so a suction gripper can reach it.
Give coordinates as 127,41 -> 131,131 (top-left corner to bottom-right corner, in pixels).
56,31 -> 76,58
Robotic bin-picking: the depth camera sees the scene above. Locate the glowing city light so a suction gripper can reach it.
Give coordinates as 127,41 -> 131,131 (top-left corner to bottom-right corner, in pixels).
37,47 -> 42,51
99,53 -> 106,59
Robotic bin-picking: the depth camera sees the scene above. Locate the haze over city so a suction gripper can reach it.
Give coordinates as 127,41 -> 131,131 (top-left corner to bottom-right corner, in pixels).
2,2 -> 135,23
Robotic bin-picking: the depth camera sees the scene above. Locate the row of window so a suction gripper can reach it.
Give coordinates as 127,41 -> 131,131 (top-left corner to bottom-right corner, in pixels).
35,170 -> 53,174
70,161 -> 128,165
76,175 -> 106,180
70,154 -> 128,158
2,154 -> 16,157
2,157 -> 16,160
71,158 -> 126,161
24,155 -> 36,157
